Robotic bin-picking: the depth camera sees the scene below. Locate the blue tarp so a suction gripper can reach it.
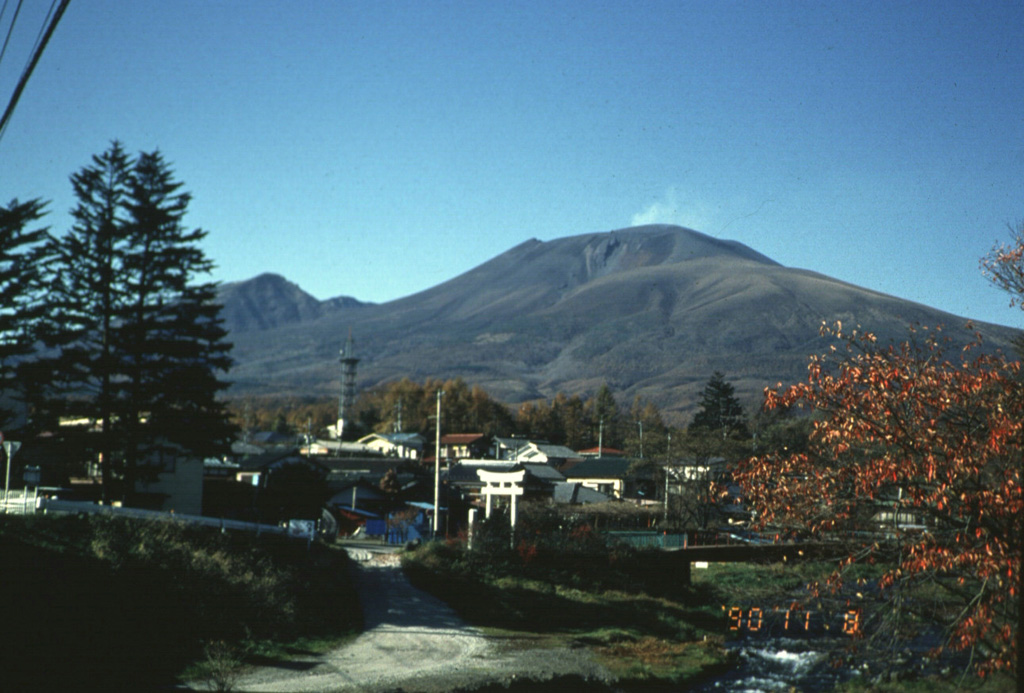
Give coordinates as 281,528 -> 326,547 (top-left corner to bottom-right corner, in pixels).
364,519 -> 387,536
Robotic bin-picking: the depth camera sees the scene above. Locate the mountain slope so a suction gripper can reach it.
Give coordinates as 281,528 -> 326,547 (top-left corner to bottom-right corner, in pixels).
218,226 -> 1020,421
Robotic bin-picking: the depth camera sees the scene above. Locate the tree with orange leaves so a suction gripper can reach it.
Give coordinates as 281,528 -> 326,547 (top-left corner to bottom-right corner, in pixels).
736,226 -> 1024,679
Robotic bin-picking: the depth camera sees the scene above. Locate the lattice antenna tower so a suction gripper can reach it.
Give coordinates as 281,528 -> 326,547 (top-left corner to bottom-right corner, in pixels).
337,329 -> 360,439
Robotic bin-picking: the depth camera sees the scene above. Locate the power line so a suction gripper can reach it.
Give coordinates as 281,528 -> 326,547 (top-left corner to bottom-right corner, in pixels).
0,2 -> 11,43
0,0 -> 26,73
0,0 -> 70,147
24,0 -> 60,74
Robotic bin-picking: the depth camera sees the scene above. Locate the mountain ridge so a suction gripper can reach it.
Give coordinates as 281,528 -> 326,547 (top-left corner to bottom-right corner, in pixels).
219,272 -> 370,333
217,225 -> 1019,422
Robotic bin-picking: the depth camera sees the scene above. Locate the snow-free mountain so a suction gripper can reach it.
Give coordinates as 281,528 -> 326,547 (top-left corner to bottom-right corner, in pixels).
218,225 -> 1019,421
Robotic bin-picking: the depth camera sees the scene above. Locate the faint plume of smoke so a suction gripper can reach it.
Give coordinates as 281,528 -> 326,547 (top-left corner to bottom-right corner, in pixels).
630,188 -> 714,231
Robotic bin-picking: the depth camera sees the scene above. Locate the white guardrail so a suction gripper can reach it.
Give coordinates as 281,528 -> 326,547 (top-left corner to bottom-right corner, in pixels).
2,488 -> 292,537
0,488 -> 39,515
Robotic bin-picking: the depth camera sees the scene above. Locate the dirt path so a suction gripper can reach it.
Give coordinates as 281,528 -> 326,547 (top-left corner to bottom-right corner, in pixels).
219,549 -> 612,693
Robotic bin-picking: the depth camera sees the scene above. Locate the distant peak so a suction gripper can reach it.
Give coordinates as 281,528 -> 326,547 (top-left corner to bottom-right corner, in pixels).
567,224 -> 781,268
221,272 -> 301,291
249,272 -> 302,287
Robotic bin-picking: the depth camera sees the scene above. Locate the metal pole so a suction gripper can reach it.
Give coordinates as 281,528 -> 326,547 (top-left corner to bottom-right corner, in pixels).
664,468 -> 669,524
3,447 -> 10,514
664,431 -> 672,524
432,389 -> 443,537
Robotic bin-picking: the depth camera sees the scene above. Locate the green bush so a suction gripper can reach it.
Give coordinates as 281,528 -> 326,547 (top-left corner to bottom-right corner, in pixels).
461,506 -> 697,599
87,515 -> 297,641
404,534 -> 714,639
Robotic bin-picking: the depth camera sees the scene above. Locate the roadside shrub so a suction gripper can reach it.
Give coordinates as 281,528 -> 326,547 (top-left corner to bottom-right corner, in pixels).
200,639 -> 251,692
422,505 -> 697,600
88,515 -> 295,640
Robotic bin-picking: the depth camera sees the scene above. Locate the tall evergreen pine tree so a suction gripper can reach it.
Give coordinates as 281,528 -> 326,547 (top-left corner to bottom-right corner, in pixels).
32,143 -> 133,499
33,143 -> 234,502
0,198 -> 49,430
690,371 -> 748,440
589,383 -> 623,450
117,150 -> 234,491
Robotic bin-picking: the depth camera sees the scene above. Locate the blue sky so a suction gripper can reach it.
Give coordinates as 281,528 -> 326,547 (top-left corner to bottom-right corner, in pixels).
2,1 -> 1023,327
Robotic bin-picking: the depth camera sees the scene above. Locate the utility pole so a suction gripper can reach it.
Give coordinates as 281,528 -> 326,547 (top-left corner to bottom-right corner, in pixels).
664,468 -> 670,524
664,431 -> 672,523
3,436 -> 21,513
432,389 -> 444,537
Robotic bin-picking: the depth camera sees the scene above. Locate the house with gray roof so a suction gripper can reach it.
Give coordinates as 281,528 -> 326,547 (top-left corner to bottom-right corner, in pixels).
447,459 -> 564,503
513,442 -> 584,468
552,482 -> 611,505
492,436 -> 541,460
520,462 -> 566,485
561,457 -> 634,499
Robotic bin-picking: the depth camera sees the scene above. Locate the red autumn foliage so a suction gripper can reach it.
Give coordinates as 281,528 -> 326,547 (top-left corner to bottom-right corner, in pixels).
735,320 -> 1022,676
569,523 -> 596,543
517,539 -> 538,565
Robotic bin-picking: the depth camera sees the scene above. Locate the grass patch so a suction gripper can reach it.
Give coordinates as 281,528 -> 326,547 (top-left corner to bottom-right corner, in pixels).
691,559 -> 841,601
401,537 -> 730,686
403,544 -> 720,641
598,636 -> 733,684
0,514 -> 360,689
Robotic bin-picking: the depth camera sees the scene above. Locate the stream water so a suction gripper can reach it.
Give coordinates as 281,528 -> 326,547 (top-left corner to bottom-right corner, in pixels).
694,636 -> 860,691
694,623 -> 964,691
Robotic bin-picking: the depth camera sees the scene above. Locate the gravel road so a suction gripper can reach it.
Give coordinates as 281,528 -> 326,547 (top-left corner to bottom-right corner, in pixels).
215,549 -> 614,693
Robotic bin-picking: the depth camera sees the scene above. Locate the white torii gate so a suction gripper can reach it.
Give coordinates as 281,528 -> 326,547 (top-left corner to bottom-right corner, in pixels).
476,468 -> 525,529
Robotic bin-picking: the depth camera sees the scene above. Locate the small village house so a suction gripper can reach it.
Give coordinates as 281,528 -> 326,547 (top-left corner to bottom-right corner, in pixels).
439,433 -> 490,461
561,457 -> 633,499
356,432 -> 425,460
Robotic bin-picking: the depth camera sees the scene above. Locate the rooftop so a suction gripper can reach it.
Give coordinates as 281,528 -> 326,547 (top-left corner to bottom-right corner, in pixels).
562,457 -> 632,479
440,433 -> 487,445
